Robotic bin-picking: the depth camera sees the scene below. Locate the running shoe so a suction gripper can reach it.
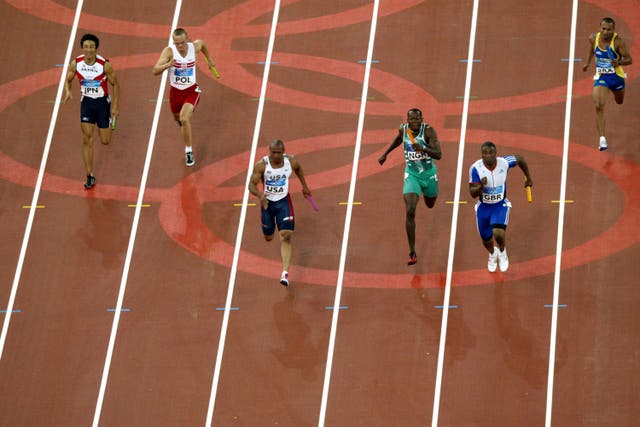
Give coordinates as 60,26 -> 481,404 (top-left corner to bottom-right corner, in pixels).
185,150 -> 195,167
84,174 -> 96,190
498,248 -> 509,272
408,252 -> 417,266
280,271 -> 289,287
487,247 -> 499,272
599,136 -> 608,151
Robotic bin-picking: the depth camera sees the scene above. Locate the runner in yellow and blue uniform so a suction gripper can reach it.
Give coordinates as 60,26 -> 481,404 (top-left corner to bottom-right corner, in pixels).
378,108 -> 442,265
582,17 -> 633,151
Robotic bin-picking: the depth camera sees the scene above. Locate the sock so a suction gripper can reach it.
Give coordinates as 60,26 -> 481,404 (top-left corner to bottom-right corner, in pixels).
185,146 -> 192,153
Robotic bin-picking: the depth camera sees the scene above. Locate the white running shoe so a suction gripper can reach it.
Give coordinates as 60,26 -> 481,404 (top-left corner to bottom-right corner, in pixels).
487,247 -> 499,272
279,271 -> 289,287
498,248 -> 509,272
599,136 -> 608,151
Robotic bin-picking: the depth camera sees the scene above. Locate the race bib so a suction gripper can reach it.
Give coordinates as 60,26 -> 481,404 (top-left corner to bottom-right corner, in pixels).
173,67 -> 194,85
81,79 -> 104,97
596,67 -> 615,74
265,184 -> 285,195
482,185 -> 504,204
407,151 -> 427,161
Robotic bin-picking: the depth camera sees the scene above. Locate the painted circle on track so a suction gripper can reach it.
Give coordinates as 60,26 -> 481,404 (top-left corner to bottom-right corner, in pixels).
157,129 -> 640,289
1,0 -> 638,289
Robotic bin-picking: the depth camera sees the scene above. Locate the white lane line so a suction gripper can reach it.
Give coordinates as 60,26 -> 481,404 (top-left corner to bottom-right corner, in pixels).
0,0 -> 85,361
431,0 -> 480,425
545,0 -> 578,425
317,1 -> 380,426
91,2 -> 184,425
204,1 -> 282,425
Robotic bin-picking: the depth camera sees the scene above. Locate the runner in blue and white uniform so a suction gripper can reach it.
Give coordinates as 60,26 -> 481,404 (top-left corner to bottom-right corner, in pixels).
249,140 -> 312,287
582,17 -> 633,151
469,141 -> 532,272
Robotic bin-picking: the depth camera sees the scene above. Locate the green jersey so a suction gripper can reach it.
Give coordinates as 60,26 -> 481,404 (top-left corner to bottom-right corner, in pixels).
403,123 -> 436,176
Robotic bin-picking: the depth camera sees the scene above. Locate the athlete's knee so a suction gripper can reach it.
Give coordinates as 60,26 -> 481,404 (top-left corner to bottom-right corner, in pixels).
405,206 -> 417,219
279,230 -> 293,242
424,197 -> 437,208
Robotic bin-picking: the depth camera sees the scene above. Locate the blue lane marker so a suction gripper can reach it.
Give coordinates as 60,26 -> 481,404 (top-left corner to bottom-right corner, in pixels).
544,304 -> 568,308
357,59 -> 380,64
55,63 -> 65,67
107,308 -> 131,312
257,61 -> 279,65
434,305 -> 459,309
561,58 -> 583,62
458,59 -> 481,63
216,307 -> 239,311
325,306 -> 349,310
0,309 -> 21,313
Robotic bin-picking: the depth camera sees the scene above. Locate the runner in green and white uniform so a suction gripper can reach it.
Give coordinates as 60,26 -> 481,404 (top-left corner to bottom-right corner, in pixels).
378,108 -> 442,265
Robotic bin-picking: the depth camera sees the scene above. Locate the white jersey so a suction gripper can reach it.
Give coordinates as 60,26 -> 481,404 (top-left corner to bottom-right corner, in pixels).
169,42 -> 197,90
263,155 -> 292,202
469,155 -> 517,204
75,54 -> 109,99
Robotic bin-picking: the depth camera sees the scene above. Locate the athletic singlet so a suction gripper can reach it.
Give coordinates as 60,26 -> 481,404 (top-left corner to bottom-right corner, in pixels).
594,32 -> 626,79
402,123 -> 435,175
170,42 -> 197,90
263,155 -> 292,202
469,156 -> 517,204
75,54 -> 109,99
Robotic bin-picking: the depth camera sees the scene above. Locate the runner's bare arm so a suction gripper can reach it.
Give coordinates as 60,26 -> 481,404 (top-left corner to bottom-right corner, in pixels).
290,155 -> 311,197
614,36 -> 633,67
248,160 -> 268,208
582,34 -> 596,72
378,127 -> 404,165
105,61 -> 119,118
422,126 -> 442,160
152,46 -> 174,75
62,60 -> 76,104
194,39 -> 215,67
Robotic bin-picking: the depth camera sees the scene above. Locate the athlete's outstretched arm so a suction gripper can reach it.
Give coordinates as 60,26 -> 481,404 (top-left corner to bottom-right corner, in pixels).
248,160 -> 268,209
582,34 -> 596,72
516,154 -> 533,188
290,155 -> 311,197
378,128 -> 403,165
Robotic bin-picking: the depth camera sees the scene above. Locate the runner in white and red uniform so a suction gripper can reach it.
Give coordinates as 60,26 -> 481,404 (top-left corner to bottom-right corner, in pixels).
63,33 -> 120,190
153,28 -> 216,167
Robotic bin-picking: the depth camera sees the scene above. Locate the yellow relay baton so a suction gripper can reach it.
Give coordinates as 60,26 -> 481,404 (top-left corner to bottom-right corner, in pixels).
206,58 -> 220,79
525,178 -> 532,203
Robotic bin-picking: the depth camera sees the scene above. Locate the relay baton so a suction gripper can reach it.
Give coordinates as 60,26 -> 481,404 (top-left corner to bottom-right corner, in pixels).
305,195 -> 319,211
407,127 -> 416,144
205,58 -> 220,78
110,115 -> 117,130
525,179 -> 532,203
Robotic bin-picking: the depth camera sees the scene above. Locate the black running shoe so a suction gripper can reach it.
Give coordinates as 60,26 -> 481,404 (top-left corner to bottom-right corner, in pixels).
279,271 -> 289,287
185,151 -> 195,167
84,174 -> 96,190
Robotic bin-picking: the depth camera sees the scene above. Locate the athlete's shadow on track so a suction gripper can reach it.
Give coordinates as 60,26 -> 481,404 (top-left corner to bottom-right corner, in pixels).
270,292 -> 327,382
76,197 -> 129,269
